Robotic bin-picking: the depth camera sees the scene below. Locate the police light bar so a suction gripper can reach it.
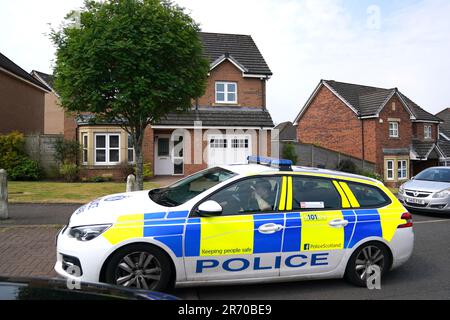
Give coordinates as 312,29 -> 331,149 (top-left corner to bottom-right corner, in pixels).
247,156 -> 293,171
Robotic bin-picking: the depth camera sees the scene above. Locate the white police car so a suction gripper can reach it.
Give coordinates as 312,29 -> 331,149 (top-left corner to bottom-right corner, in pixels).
55,157 -> 414,291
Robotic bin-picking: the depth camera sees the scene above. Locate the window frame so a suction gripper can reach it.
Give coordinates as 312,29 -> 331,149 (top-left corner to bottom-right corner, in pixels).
345,181 -> 392,209
424,125 -> 432,140
389,122 -> 399,138
190,175 -> 283,217
289,175 -> 346,212
94,133 -> 121,165
215,81 -> 238,104
82,133 -> 88,165
127,134 -> 135,164
386,160 -> 395,180
398,160 -> 408,180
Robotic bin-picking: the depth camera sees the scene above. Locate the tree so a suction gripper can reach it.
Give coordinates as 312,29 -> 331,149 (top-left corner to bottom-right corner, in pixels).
51,0 -> 209,189
282,143 -> 298,165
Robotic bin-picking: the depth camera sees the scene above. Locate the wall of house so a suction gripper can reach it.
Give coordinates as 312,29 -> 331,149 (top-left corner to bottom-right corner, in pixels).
44,91 -> 65,134
0,71 -> 45,135
197,60 -> 265,108
375,96 -> 414,184
297,85 -> 363,160
412,122 -> 438,142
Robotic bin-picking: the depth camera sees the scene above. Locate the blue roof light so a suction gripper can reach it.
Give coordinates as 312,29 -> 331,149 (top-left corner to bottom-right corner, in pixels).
247,156 -> 293,171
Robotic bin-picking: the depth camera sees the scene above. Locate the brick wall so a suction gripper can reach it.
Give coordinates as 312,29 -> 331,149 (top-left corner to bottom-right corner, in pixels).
297,85 -> 363,160
413,122 -> 438,142
0,71 -> 45,135
375,97 -> 413,174
197,60 -> 265,108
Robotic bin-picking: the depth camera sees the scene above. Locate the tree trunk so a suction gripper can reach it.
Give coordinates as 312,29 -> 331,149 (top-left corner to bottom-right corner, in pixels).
135,139 -> 144,191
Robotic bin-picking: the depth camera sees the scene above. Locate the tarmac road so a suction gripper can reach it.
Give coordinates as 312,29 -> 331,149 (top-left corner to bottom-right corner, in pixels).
2,204 -> 449,300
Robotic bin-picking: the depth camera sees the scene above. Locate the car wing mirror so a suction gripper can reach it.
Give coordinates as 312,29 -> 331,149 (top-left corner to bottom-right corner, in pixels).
197,200 -> 223,217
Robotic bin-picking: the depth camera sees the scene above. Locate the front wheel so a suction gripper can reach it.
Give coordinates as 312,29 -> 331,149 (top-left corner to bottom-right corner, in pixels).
105,244 -> 172,291
344,242 -> 391,287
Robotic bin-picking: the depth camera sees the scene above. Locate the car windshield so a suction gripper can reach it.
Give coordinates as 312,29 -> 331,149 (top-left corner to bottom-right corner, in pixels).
415,168 -> 450,183
148,167 -> 237,207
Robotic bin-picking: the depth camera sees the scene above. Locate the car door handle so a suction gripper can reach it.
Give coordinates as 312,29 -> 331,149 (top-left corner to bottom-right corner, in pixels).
329,219 -> 349,228
258,223 -> 284,234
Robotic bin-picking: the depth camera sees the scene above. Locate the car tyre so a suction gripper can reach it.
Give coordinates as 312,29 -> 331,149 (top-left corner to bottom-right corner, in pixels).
344,242 -> 391,287
105,244 -> 172,292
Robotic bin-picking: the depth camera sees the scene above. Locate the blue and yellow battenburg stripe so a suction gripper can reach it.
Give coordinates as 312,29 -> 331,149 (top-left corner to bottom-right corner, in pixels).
103,180 -> 405,258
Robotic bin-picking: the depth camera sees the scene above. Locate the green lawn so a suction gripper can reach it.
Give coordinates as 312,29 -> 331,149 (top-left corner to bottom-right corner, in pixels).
7,181 -> 159,204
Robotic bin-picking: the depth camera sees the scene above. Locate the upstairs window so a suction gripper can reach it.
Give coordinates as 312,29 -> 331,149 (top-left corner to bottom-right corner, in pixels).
216,82 -> 237,104
389,122 -> 399,138
424,125 -> 432,140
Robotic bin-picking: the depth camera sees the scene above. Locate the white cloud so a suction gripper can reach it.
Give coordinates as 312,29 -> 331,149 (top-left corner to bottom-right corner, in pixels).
1,0 -> 449,123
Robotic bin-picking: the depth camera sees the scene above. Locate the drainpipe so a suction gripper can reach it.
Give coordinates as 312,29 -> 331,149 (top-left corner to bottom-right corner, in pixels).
361,116 -> 365,171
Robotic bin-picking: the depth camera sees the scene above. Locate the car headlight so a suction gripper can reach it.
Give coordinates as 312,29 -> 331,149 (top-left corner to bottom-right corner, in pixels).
69,224 -> 111,241
399,184 -> 405,195
433,189 -> 450,199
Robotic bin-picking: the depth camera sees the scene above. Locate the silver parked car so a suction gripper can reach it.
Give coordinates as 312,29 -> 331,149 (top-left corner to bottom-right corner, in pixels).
398,167 -> 450,213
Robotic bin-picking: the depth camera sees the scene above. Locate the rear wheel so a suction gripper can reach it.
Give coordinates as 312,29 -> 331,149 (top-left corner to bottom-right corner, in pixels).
345,242 -> 391,287
105,244 -> 172,291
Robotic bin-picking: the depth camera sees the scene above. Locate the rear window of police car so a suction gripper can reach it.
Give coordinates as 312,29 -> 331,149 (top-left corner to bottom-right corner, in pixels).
346,182 -> 391,208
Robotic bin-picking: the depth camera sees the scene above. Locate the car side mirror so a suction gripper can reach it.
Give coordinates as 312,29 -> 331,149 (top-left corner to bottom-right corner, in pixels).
197,200 -> 223,217
411,176 -> 415,180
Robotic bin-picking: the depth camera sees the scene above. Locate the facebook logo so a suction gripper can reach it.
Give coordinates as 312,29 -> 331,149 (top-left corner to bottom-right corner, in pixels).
303,244 -> 310,250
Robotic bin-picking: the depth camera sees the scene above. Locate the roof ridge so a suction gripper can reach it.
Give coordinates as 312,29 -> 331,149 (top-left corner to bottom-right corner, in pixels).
324,79 -> 395,91
199,31 -> 251,37
0,52 -> 50,91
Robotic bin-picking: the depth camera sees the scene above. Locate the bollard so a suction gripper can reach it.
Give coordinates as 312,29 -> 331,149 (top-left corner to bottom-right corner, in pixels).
0,169 -> 8,220
126,174 -> 137,193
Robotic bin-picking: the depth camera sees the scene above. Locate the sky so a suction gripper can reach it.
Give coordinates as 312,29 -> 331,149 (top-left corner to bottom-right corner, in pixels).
1,0 -> 450,124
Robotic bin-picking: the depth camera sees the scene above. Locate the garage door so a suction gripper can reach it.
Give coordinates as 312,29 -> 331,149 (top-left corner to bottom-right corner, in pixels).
207,135 -> 252,167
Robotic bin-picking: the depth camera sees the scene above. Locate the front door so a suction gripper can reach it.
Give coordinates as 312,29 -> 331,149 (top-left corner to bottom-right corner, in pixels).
183,176 -> 284,281
155,135 -> 172,175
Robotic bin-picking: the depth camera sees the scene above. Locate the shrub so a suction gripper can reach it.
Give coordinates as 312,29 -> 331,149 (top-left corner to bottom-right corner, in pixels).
337,159 -> 358,174
54,138 -> 81,165
119,162 -> 135,181
359,170 -> 383,181
135,163 -> 153,181
59,163 -> 79,182
0,131 -> 41,181
282,143 -> 298,165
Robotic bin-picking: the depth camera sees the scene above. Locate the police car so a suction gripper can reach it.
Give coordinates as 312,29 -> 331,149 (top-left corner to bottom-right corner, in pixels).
55,157 -> 414,291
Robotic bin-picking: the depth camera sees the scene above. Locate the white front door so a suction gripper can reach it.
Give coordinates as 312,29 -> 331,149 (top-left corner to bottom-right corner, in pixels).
207,134 -> 252,167
155,135 -> 173,175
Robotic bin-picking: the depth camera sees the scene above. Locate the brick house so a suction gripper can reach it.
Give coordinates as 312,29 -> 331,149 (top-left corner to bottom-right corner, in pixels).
294,80 -> 443,186
64,32 -> 274,179
31,71 -> 65,135
434,108 -> 450,166
0,52 -> 50,135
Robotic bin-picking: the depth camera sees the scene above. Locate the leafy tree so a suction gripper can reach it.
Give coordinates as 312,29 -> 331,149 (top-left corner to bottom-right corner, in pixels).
282,143 -> 298,165
51,0 -> 209,189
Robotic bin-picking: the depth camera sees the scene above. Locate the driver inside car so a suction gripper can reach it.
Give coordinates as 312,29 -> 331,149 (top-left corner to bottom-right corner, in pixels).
252,180 -> 274,211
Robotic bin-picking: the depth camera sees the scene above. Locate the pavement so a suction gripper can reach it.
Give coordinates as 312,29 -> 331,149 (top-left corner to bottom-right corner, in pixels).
0,204 -> 449,299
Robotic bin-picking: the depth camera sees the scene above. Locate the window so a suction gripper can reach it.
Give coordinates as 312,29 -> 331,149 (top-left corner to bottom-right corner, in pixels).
206,176 -> 282,216
347,182 -> 390,208
292,176 -> 341,210
149,167 -> 237,207
82,133 -> 88,165
424,125 -> 432,140
216,82 -> 237,104
389,122 -> 399,138
231,139 -> 249,149
386,160 -> 394,180
95,133 -> 120,165
127,135 -> 135,163
210,138 -> 227,148
398,160 -> 408,180
157,138 -> 169,157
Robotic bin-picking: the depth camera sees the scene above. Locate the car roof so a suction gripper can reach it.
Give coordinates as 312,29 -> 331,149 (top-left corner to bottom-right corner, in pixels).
220,164 -> 379,184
